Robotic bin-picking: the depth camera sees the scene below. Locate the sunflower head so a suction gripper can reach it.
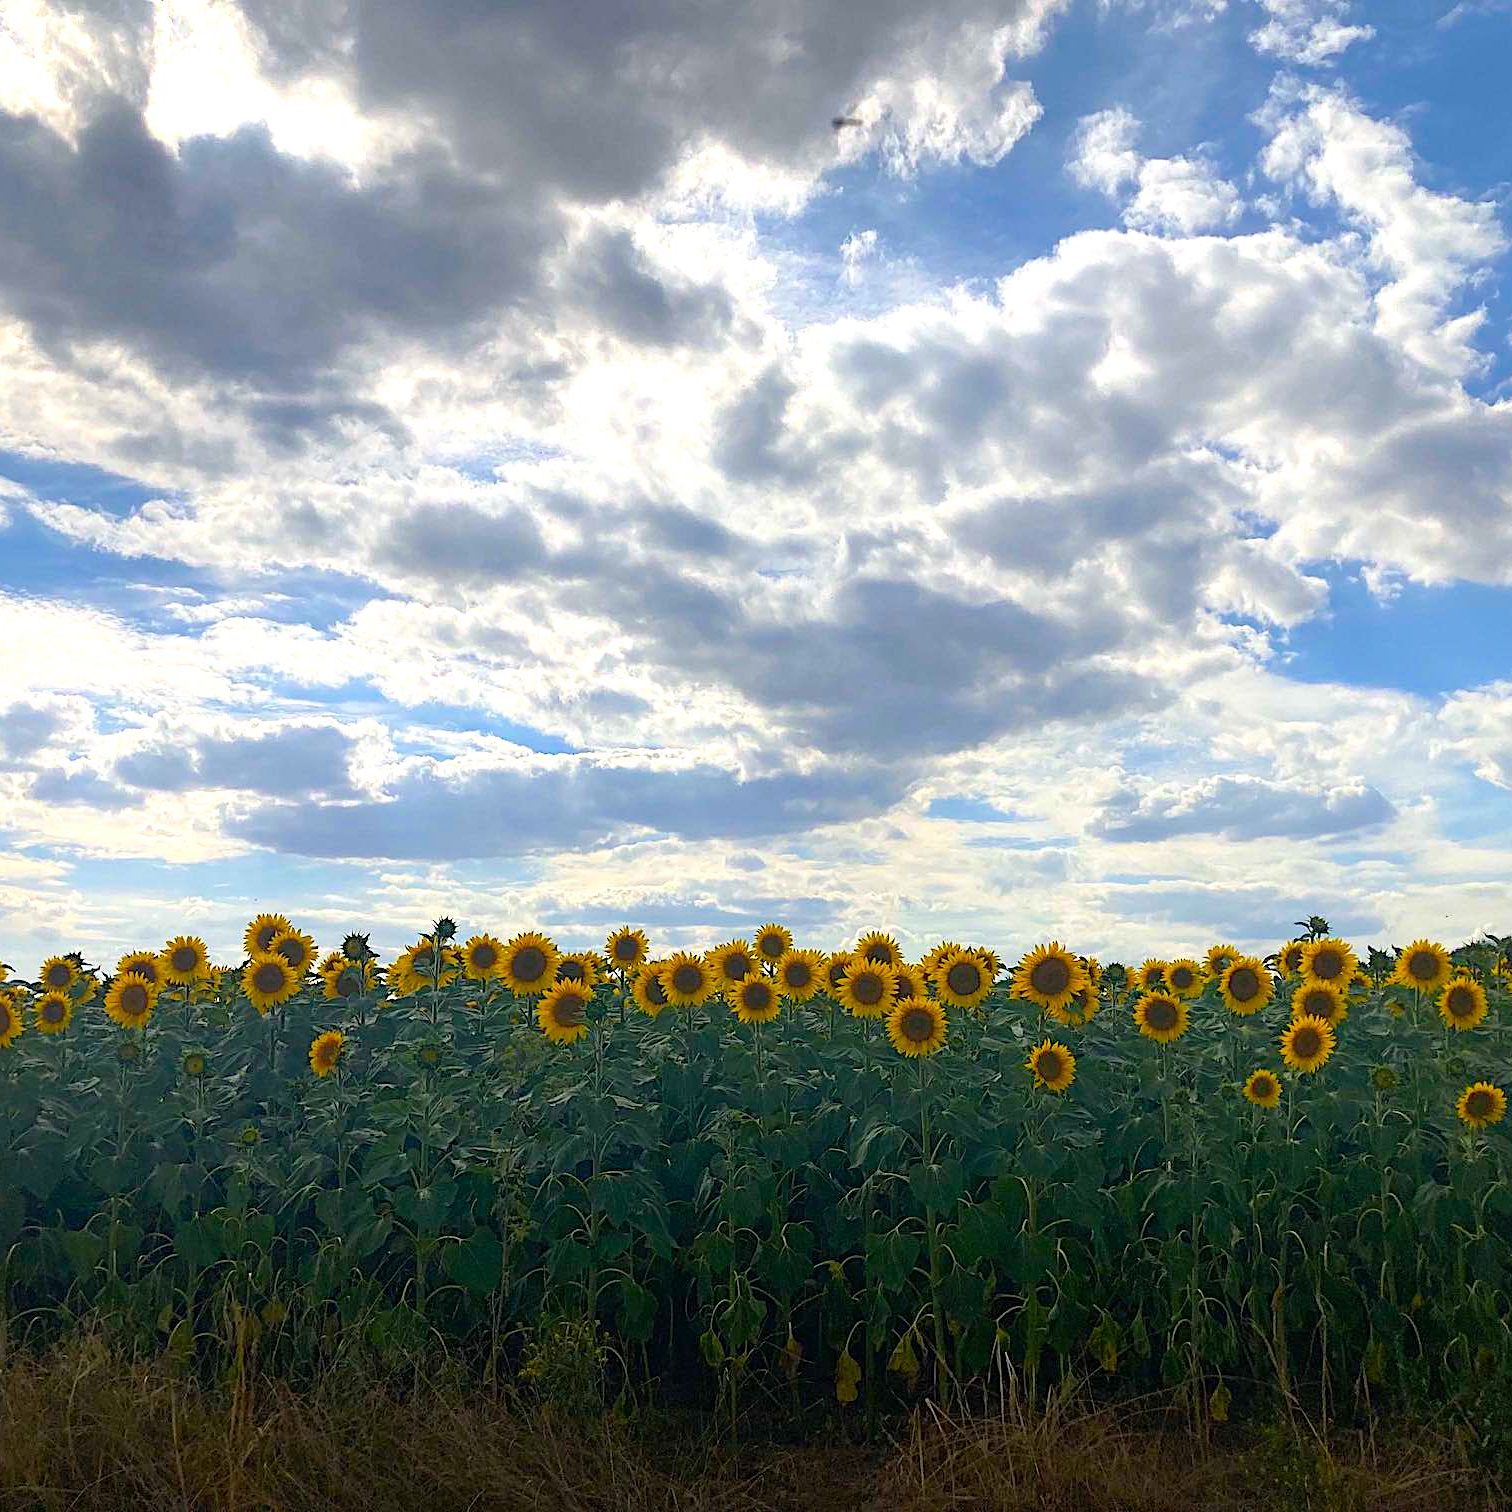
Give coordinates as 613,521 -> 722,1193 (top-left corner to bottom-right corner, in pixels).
1012,943 -> 1087,1014
538,982 -> 592,1044
1243,1069 -> 1282,1109
1132,959 -> 1168,995
1301,937 -> 1357,988
1292,980 -> 1347,1027
729,976 -> 782,1025
891,964 -> 928,1004
1027,1038 -> 1075,1092
309,1030 -> 346,1077
501,932 -> 560,996
1439,976 -> 1488,1032
840,960 -> 897,1019
920,941 -> 964,977
932,949 -> 993,1010
823,952 -> 855,996
116,950 -> 161,986
887,998 -> 947,1058
706,939 -> 756,987
660,952 -> 715,1008
1205,944 -> 1240,978
242,954 -> 299,1015
461,933 -> 505,981
1277,940 -> 1307,977
267,929 -> 316,976
160,935 -> 210,985
1220,957 -> 1273,1017
1370,1066 -> 1399,1093
1280,1014 -> 1336,1074
1165,959 -> 1204,998
631,962 -> 671,1017
776,949 -> 824,1002
553,951 -> 600,990
754,923 -> 794,963
1134,992 -> 1189,1045
605,927 -> 650,970
1047,986 -> 1099,1028
244,914 -> 293,958
105,972 -> 157,1029
183,1050 -> 207,1078
1457,1081 -> 1507,1131
34,990 -> 72,1034
0,993 -> 25,1048
854,931 -> 903,968
39,955 -> 79,993
323,959 -> 377,1001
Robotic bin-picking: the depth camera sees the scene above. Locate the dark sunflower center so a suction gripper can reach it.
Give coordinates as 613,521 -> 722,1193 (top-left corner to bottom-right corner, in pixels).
1228,967 -> 1260,1001
45,963 -> 70,987
613,936 -> 639,961
130,959 -> 157,982
1304,990 -> 1333,1016
901,1007 -> 935,1043
783,961 -> 812,989
557,959 -> 585,981
171,945 -> 198,972
1312,949 -> 1343,980
121,982 -> 148,1014
1283,949 -> 1302,972
853,973 -> 885,1006
722,954 -> 751,981
513,946 -> 547,982
554,995 -> 588,1027
1146,999 -> 1177,1031
277,941 -> 307,969
744,982 -> 773,1011
827,964 -> 848,989
672,964 -> 702,994
645,974 -> 668,1005
1037,1050 -> 1063,1080
337,967 -> 363,997
1467,1090 -> 1494,1119
1294,1026 -> 1321,1058
42,999 -> 65,1023
253,961 -> 285,994
1448,986 -> 1476,1017
1030,957 -> 1071,996
759,935 -> 786,958
946,961 -> 982,996
255,926 -> 280,952
1170,966 -> 1195,990
1408,951 -> 1437,981
471,943 -> 499,970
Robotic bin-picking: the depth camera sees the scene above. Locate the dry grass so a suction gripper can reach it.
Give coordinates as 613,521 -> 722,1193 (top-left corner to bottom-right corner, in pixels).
0,1338 -> 1502,1512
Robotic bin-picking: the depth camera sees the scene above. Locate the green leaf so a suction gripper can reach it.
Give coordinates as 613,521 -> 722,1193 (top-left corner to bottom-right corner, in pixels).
443,1227 -> 504,1297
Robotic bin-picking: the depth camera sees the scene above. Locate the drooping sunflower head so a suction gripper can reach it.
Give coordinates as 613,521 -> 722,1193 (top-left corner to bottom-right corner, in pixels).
1280,1014 -> 1336,1074
1457,1081 -> 1507,1131
1164,959 -> 1204,998
1205,944 -> 1240,978
1134,992 -> 1189,1045
729,975 -> 782,1025
309,1030 -> 346,1077
1220,958 -> 1273,1017
932,949 -> 993,1010
660,952 -> 715,1008
459,933 -> 505,981
1277,940 -> 1307,977
105,972 -> 157,1029
777,949 -> 824,1002
1243,1069 -> 1282,1109
116,950 -> 161,986
706,939 -> 756,988
1012,943 -> 1087,1014
244,914 -> 293,958
501,932 -> 560,996
267,929 -> 316,977
887,997 -> 947,1058
553,951 -> 600,989
840,960 -> 897,1019
34,990 -> 73,1035
39,955 -> 79,993
242,955 -> 299,1016
1026,1038 -> 1076,1093
631,962 -> 671,1017
754,923 -> 794,964
1292,980 -> 1347,1027
161,935 -> 210,985
855,931 -> 903,968
1301,937 -> 1356,988
0,993 -> 23,1048
1439,976 -> 1488,1032
537,982 -> 592,1044
605,927 -> 651,970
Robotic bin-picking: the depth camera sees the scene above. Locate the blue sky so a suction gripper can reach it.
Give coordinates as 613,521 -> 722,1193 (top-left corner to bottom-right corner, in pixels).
0,0 -> 1509,971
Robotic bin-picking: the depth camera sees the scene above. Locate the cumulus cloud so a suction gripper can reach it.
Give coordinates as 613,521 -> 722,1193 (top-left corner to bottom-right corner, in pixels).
1092,774 -> 1396,841
1249,0 -> 1373,64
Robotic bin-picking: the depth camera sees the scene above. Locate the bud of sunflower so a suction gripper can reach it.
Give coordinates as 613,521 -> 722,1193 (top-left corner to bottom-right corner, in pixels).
1370,1066 -> 1399,1092
342,932 -> 374,962
433,917 -> 458,942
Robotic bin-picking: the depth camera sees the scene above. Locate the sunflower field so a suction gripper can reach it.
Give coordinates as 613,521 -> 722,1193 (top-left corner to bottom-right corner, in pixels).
4,917 -> 1512,1435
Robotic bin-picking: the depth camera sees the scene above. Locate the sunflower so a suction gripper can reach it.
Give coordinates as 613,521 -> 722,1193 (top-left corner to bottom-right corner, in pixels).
322,959 -> 378,1001
729,976 -> 782,1025
1131,959 -> 1168,995
538,982 -> 592,1044
244,914 -> 292,958
105,972 -> 157,1029
605,927 -> 651,970
1026,1038 -> 1076,1092
1047,986 -> 1099,1028
1243,1069 -> 1283,1109
1219,957 -> 1273,1016
500,933 -> 560,996
266,928 -> 316,977
970,945 -> 1004,983
1291,980 -> 1348,1027
1280,1014 -> 1336,1074
1439,976 -> 1489,1032
34,990 -> 73,1034
706,939 -> 756,989
1012,944 -> 1087,1015
631,962 -> 671,1017
887,997 -> 947,1058
1457,1081 -> 1507,1131
160,935 -> 210,985
242,955 -> 300,1015
891,963 -> 928,1004
660,952 -> 716,1008
318,950 -> 344,976
924,950 -> 985,1010
1164,959 -> 1205,998
183,1050 -> 207,1078
854,931 -> 903,968
776,949 -> 824,1002
38,955 -> 79,993
1205,944 -> 1240,979
1277,939 -> 1307,977
309,1030 -> 346,1077
822,953 -> 855,997
116,950 -> 161,987
75,972 -> 99,1006
1133,992 -> 1189,1045
839,960 -> 897,1019
458,933 -> 505,981
0,993 -> 25,1048
754,923 -> 794,965
920,941 -> 964,977
1300,937 -> 1357,989
392,940 -> 460,994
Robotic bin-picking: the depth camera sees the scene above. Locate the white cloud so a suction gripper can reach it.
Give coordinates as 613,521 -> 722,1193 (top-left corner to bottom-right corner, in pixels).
1249,0 -> 1374,64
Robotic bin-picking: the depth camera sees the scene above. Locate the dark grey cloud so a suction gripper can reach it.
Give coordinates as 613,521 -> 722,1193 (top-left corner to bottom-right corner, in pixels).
116,725 -> 356,798
230,756 -> 906,860
28,766 -> 138,809
0,703 -> 65,761
1092,775 -> 1396,842
372,502 -> 550,588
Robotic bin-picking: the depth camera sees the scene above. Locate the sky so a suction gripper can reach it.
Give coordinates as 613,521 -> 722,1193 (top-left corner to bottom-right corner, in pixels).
0,0 -> 1510,969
